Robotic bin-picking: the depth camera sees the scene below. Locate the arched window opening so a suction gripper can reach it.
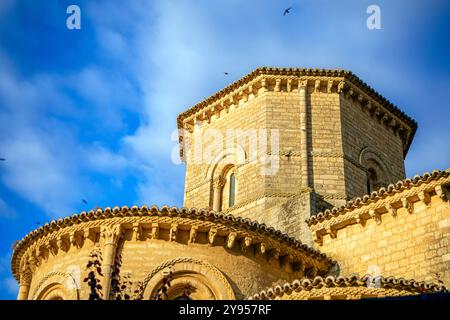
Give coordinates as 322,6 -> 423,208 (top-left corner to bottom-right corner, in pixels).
229,173 -> 236,207
366,168 -> 378,194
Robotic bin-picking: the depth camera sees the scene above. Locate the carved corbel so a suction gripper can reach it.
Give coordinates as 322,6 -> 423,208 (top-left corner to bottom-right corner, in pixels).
36,244 -> 49,261
188,226 -> 198,244
169,223 -> 178,242
132,223 -> 142,241
386,203 -> 397,217
240,236 -> 253,253
259,242 -> 267,255
57,236 -> 69,252
312,232 -> 323,245
275,78 -> 281,92
151,222 -> 159,240
418,191 -> 431,206
435,185 -> 448,201
401,197 -> 414,214
344,88 -> 354,99
268,248 -> 280,261
369,210 -> 381,225
70,231 -> 84,248
260,78 -> 267,93
326,80 -> 333,93
84,228 -> 96,245
226,232 -> 237,249
208,228 -> 217,246
326,226 -> 337,239
314,80 -> 321,93
287,79 -> 292,92
48,240 -> 58,256
356,214 -> 366,226
337,81 -> 346,93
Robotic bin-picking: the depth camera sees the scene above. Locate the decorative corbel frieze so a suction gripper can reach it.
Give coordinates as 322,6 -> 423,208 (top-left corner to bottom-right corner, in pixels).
314,80 -> 321,93
70,231 -> 84,248
356,213 -> 367,226
260,78 -> 267,93
369,210 -> 381,225
57,235 -> 69,252
208,228 -> 217,246
327,80 -> 333,93
132,223 -> 142,241
151,222 -> 159,240
326,226 -> 337,239
169,223 -> 178,242
337,81 -> 346,93
240,236 -> 253,253
435,185 -> 448,201
418,191 -> 431,206
259,242 -> 267,255
287,79 -> 292,92
226,232 -> 237,249
401,197 -> 414,214
312,232 -> 323,245
268,248 -> 280,261
188,226 -> 198,244
386,203 -> 397,217
275,78 -> 281,92
48,240 -> 58,256
84,228 -> 96,245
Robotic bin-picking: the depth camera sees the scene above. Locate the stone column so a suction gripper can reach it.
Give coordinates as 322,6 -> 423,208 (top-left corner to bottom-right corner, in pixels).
212,176 -> 226,212
17,270 -> 32,300
100,224 -> 123,300
299,80 -> 310,188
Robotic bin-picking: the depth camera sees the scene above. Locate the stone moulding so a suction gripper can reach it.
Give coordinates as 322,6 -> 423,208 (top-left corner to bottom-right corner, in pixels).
11,206 -> 334,282
248,275 -> 448,300
138,257 -> 236,300
176,67 -> 417,159
305,169 -> 450,244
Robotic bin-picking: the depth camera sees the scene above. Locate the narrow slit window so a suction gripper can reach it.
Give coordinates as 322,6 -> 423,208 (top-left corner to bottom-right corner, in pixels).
229,173 -> 236,207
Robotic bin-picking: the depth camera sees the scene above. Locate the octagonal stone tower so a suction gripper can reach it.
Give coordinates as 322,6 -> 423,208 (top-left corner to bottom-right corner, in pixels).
178,67 -> 417,244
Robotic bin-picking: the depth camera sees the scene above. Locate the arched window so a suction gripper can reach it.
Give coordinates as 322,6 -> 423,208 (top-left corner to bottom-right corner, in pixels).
229,173 -> 236,207
366,168 -> 378,194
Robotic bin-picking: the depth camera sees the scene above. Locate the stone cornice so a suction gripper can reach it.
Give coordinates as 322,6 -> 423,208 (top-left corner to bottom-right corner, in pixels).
306,169 -> 450,245
177,67 -> 417,159
11,205 -> 334,282
248,275 -> 448,300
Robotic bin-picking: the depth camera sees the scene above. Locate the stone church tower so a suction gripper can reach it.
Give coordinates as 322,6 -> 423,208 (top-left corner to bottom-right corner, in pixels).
11,67 -> 449,300
178,67 -> 417,244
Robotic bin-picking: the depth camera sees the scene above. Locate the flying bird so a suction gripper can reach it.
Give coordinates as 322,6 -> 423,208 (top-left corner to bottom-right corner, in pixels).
283,7 -> 292,16
223,72 -> 229,75
82,199 -> 88,204
0,158 -> 5,161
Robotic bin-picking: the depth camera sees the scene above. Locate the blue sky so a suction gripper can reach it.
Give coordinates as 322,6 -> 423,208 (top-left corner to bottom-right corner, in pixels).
0,0 -> 449,299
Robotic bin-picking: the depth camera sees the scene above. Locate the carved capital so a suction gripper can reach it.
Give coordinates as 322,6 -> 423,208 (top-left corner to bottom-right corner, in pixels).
213,176 -> 226,190
101,224 -> 123,246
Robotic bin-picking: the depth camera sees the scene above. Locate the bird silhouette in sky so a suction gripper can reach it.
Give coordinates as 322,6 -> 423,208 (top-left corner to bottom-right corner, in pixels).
82,199 -> 88,204
224,72 -> 229,75
283,7 -> 292,16
0,158 -> 5,161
